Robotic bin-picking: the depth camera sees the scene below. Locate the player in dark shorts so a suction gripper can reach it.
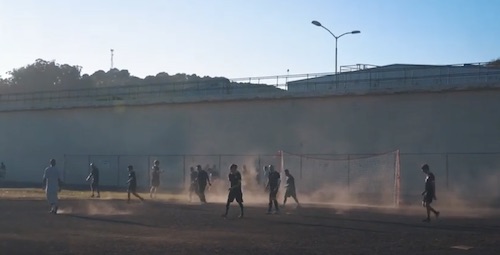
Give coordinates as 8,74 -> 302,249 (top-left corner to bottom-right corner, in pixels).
197,165 -> 211,203
86,163 -> 100,198
189,166 -> 198,202
150,160 -> 162,198
127,165 -> 144,203
222,164 -> 244,218
266,165 -> 281,214
421,164 -> 440,222
283,169 -> 300,207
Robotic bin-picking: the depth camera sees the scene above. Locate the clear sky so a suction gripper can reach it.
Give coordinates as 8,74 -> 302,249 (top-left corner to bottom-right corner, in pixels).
1,0 -> 499,79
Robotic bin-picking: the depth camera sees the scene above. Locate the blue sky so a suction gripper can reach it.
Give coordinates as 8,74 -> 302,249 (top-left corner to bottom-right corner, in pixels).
1,0 -> 499,79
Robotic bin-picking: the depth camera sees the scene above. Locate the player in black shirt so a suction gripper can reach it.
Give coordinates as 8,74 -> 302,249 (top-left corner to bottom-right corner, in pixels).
197,165 -> 211,203
222,164 -> 244,218
266,165 -> 281,214
283,169 -> 300,207
127,165 -> 144,203
421,164 -> 440,222
86,163 -> 100,198
189,166 -> 198,202
150,160 -> 162,198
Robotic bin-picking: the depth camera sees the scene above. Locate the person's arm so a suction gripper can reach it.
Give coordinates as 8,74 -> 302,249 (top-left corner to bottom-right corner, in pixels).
42,169 -> 47,189
86,172 -> 92,181
275,176 -> 281,191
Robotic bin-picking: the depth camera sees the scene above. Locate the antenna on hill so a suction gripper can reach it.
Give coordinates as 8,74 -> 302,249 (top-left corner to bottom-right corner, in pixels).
110,49 -> 114,70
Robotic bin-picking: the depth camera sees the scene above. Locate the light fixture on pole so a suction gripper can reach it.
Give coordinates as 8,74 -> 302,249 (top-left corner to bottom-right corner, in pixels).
311,20 -> 360,74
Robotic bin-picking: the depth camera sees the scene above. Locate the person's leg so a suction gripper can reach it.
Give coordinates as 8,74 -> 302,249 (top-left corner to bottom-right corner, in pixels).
423,198 -> 432,222
48,198 -> 54,213
429,204 -> 439,217
53,199 -> 59,214
90,183 -> 95,197
223,192 -> 233,217
267,192 -> 273,213
425,204 -> 431,221
133,191 -> 144,201
150,186 -> 154,198
47,191 -> 56,213
293,194 -> 300,205
127,189 -> 131,203
237,193 -> 244,218
237,201 -> 244,218
96,184 -> 100,198
223,201 -> 231,217
273,198 -> 279,212
199,184 -> 206,203
270,190 -> 279,212
50,191 -> 59,214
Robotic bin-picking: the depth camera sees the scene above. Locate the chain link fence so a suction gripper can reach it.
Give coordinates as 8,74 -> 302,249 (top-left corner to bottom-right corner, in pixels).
63,152 -> 500,206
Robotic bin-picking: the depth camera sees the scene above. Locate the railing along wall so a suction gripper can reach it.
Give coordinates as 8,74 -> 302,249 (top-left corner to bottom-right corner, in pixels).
1,63 -> 500,111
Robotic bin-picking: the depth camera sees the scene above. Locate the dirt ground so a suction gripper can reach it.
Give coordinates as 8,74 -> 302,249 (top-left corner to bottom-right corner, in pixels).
0,190 -> 499,255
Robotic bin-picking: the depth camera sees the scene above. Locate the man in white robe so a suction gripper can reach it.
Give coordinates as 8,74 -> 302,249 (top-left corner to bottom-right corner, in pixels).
43,159 -> 63,214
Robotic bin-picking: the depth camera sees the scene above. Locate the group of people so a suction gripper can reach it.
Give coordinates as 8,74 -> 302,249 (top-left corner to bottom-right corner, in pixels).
41,158 -> 440,222
223,164 -> 301,217
84,161 -> 155,203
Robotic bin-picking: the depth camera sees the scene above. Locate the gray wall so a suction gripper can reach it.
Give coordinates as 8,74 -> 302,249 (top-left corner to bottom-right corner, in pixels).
1,89 -> 499,205
288,65 -> 500,94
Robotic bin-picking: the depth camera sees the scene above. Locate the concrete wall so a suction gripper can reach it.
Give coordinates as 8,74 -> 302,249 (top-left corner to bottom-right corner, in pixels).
1,89 -> 499,205
288,65 -> 500,94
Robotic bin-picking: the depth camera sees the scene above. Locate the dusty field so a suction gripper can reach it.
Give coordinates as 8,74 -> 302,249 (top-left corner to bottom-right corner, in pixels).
0,189 -> 499,255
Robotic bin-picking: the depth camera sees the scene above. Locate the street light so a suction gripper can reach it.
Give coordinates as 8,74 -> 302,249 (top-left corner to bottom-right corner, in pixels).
311,20 -> 360,74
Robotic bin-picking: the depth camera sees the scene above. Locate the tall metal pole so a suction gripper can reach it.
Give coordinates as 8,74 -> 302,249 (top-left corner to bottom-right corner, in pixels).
311,20 -> 360,74
335,37 -> 338,75
110,49 -> 114,70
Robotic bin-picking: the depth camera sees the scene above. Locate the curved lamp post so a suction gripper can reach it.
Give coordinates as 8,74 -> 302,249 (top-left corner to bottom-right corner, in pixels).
312,20 -> 360,74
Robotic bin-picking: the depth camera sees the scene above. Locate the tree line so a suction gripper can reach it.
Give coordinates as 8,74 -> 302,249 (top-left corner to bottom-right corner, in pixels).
0,59 -> 233,93
1,58 -> 499,94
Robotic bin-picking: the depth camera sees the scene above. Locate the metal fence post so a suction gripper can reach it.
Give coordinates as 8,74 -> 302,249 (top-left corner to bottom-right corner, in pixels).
347,154 -> 351,192
147,155 -> 151,186
299,155 -> 303,180
62,154 -> 66,182
218,155 -> 222,174
257,155 -> 261,173
117,155 -> 120,187
183,155 -> 186,186
445,153 -> 449,190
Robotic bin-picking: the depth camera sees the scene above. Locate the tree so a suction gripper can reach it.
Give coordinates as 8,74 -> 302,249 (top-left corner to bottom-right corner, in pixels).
0,76 -> 9,89
486,58 -> 500,68
0,59 -> 270,95
6,59 -> 83,92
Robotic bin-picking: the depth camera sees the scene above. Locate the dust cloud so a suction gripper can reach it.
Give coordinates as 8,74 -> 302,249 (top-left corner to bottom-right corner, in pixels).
58,200 -> 133,215
185,153 -> 500,218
